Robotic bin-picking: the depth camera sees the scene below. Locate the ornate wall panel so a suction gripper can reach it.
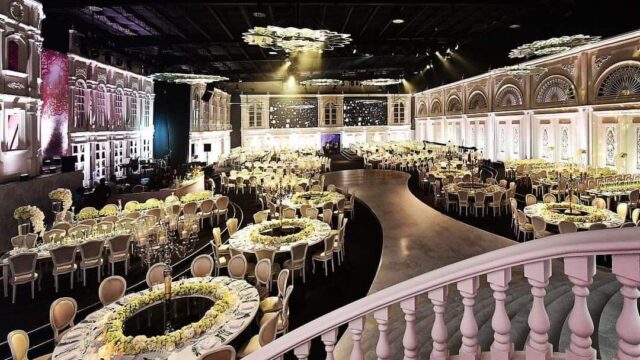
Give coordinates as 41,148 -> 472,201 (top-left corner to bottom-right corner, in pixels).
446,95 -> 463,115
596,61 -> 640,101
605,125 -> 616,166
535,75 -> 577,106
467,91 -> 488,112
495,84 -> 524,109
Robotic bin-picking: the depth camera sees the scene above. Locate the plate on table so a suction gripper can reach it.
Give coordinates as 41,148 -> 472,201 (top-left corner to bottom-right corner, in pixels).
196,336 -> 221,352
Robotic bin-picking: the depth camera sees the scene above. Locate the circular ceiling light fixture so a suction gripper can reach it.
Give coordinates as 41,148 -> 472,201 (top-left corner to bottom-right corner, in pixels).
509,24 -> 521,29
243,26 -> 352,53
299,78 -> 342,86
252,11 -> 266,18
268,51 -> 277,55
361,78 -> 402,86
509,34 -> 600,59
392,19 -> 405,24
149,73 -> 229,85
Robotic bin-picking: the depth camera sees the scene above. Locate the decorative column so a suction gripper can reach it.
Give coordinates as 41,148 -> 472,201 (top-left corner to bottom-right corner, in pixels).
428,286 -> 449,360
564,256 -> 596,360
349,317 -> 365,360
321,329 -> 338,360
374,307 -> 391,360
525,260 -> 553,360
488,269 -> 513,360
400,297 -> 418,360
458,277 -> 480,360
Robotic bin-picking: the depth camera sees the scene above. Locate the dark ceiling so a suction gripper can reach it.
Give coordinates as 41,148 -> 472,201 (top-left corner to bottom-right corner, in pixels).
41,0 -> 640,90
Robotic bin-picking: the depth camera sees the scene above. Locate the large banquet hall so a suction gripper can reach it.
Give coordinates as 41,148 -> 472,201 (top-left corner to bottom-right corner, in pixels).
0,0 -> 639,359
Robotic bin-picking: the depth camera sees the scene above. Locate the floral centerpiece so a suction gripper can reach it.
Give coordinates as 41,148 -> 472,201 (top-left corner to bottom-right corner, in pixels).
598,181 -> 640,193
77,208 -> 100,221
540,202 -> 608,223
102,282 -> 236,355
290,191 -> 343,206
14,205 -> 45,234
99,205 -> 119,217
180,191 -> 212,204
249,218 -> 317,247
49,188 -> 72,213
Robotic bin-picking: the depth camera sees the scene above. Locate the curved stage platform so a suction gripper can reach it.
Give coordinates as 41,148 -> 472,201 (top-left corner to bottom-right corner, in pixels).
325,169 -> 621,359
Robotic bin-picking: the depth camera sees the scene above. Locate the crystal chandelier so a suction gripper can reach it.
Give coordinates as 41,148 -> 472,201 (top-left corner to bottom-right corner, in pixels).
299,78 -> 342,86
509,35 -> 600,59
149,73 -> 229,85
243,26 -> 352,53
492,64 -> 548,76
361,78 -> 402,86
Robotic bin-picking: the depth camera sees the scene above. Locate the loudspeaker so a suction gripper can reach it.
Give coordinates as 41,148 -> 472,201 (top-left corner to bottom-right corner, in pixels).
201,83 -> 215,102
203,143 -> 212,152
61,155 -> 77,173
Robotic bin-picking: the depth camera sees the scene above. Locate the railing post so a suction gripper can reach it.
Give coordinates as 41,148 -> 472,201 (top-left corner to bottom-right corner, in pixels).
428,286 -> 449,360
457,277 -> 480,360
488,268 -> 513,360
375,307 -> 391,360
401,297 -> 419,360
564,256 -> 596,360
612,254 -> 640,360
321,329 -> 338,360
349,316 -> 366,360
294,342 -> 311,360
524,259 -> 553,360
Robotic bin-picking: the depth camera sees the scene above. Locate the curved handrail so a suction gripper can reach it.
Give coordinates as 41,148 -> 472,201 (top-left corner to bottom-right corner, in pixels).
246,227 -> 640,359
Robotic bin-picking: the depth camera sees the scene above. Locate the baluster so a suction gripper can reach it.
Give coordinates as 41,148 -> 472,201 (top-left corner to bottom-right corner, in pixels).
457,277 -> 480,360
524,259 -> 553,360
400,297 -> 418,360
612,254 -> 640,360
350,316 -> 366,360
428,286 -> 449,360
322,329 -> 338,360
294,342 -> 310,360
375,307 -> 391,360
488,269 -> 513,360
565,256 -> 596,360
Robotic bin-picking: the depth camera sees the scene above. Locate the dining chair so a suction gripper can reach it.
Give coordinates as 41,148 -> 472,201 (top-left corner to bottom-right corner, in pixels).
125,211 -> 142,220
197,345 -> 236,360
226,218 -> 239,236
79,239 -> 105,286
558,221 -> 578,234
7,330 -> 51,360
516,210 -> 534,241
592,198 -> 607,209
190,254 -> 214,277
259,286 -> 294,335
68,225 -> 91,240
227,254 -> 248,280
458,191 -> 470,216
254,259 -> 272,299
198,199 -> 215,228
237,310 -> 280,358
107,234 -> 132,275
312,235 -> 335,276
620,222 -> 636,228
327,184 -> 336,192
260,269 -> 290,313
332,218 -> 348,264
473,191 -> 486,217
284,242 -> 308,284
628,189 -> 639,210
52,222 -> 72,233
617,202 -> 629,221
96,221 -> 114,234
525,194 -> 538,206
543,193 -> 557,204
566,194 -> 580,204
10,234 -> 38,249
344,192 -> 356,219
214,196 -> 229,223
50,245 -> 78,293
49,297 -> 77,344
253,210 -> 269,224
212,227 -> 229,256
8,252 -> 39,304
588,223 -> 607,231
98,276 -> 126,306
632,208 -> 640,224
305,207 -> 319,219
282,207 -> 297,219
531,216 -> 550,239
146,263 -> 169,288
488,191 -> 503,216
211,245 -> 230,276
235,176 -> 246,194
299,204 -> 312,218
43,229 -> 66,244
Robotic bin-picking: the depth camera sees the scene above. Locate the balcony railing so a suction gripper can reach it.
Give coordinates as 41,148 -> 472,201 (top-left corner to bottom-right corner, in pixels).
246,227 -> 640,360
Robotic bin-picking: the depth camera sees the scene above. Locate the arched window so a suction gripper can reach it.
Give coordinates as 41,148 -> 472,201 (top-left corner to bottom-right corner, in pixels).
74,81 -> 86,128
142,95 -> 151,128
467,91 -> 487,111
495,84 -> 523,108
393,102 -> 405,123
94,85 -> 107,127
129,93 -> 138,127
535,76 -> 576,104
447,96 -> 462,113
430,99 -> 442,115
7,39 -> 20,72
417,102 -> 427,116
114,89 -> 123,127
324,102 -> 337,125
596,62 -> 640,98
248,103 -> 262,127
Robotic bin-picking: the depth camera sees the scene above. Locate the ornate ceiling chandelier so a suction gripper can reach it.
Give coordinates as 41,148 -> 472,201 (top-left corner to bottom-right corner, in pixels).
243,26 -> 352,53
361,78 -> 402,86
492,64 -> 548,76
299,79 -> 342,86
509,35 -> 600,59
149,73 -> 229,85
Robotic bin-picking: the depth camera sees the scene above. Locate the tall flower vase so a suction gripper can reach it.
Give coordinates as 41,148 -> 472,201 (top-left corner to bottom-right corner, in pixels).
52,201 -> 64,222
18,221 -> 31,236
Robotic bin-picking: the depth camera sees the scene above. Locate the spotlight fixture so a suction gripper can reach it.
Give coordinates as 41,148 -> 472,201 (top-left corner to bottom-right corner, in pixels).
243,26 -> 352,53
252,11 -> 266,18
268,51 -> 277,55
509,24 -> 521,29
446,48 -> 452,54
455,44 -> 459,50
353,48 -> 357,54
87,6 -> 103,12
392,19 -> 404,24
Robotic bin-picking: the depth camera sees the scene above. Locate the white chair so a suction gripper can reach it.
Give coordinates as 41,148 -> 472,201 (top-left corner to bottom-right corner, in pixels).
228,254 -> 248,280
79,240 -> 105,286
107,235 -> 132,275
226,218 -> 239,236
516,210 -> 534,241
525,194 -> 538,206
253,211 -> 269,224
592,198 -> 607,209
237,310 -> 280,358
254,259 -> 272,299
617,202 -> 629,221
543,193 -> 557,204
8,252 -> 39,304
211,245 -> 230,276
282,207 -> 297,219
259,286 -> 293,335
98,276 -> 126,306
146,263 -> 169,288
312,235 -> 335,276
198,199 -> 215,228
212,227 -> 229,255
333,218 -> 348,264
191,254 -> 214,277
305,207 -> 319,219
488,191 -> 503,216
197,345 -> 236,360
50,245 -> 78,293
283,242 -> 308,284
10,234 -> 38,249
43,229 -> 66,244
588,223 -> 607,231
50,297 -> 77,344
458,191 -> 470,216
531,216 -> 551,239
213,196 -> 230,223
558,221 -> 578,234
260,269 -> 290,313
473,191 -> 486,217
7,330 -> 51,360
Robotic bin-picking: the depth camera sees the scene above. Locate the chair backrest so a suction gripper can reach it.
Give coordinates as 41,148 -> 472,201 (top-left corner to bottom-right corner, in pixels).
299,204 -> 312,217
10,234 -> 38,249
253,211 -> 268,224
68,225 -> 91,239
322,202 -> 334,211
592,198 -> 607,209
588,223 -> 607,231
7,330 -> 29,360
43,229 -> 66,243
228,255 -> 247,280
321,209 -> 332,225
617,202 -> 629,220
620,222 -> 636,228
282,207 -> 297,219
197,345 -> 236,360
212,227 -> 223,247
191,255 -> 214,277
276,269 -> 290,298
226,218 -> 239,235
632,208 -> 640,224
146,208 -> 162,220
525,194 -> 537,206
146,263 -> 169,288
200,199 -> 215,213
79,219 -> 97,228
8,252 -> 38,279
182,202 -> 198,216
99,276 -> 127,306
259,310 -> 281,346
458,190 -> 469,202
279,285 -> 294,330
516,210 -> 528,226
310,184 -> 322,192
80,239 -> 105,261
474,191 -> 486,204
531,216 -> 546,234
216,196 -> 229,211
543,193 -> 557,204
289,242 -> 308,264
567,194 -> 580,204
125,211 -> 141,219
323,233 -> 334,253
305,207 -> 319,219
499,179 -> 508,188
96,221 -> 114,233
109,234 -> 131,254
558,221 -> 578,234
293,185 -> 304,193
629,189 -> 639,202
52,222 -> 72,233
50,245 -> 78,267
327,184 -> 336,192
50,297 -> 77,342
492,191 -> 503,204
255,259 -> 272,288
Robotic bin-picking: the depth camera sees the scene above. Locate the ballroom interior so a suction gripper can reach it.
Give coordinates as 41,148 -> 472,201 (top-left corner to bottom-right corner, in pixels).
1,1 -> 640,359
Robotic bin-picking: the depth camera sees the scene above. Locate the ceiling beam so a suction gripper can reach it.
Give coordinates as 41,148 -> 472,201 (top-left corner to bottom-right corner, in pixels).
341,6 -> 354,33
357,5 -> 379,37
207,6 -> 234,40
174,7 -> 212,41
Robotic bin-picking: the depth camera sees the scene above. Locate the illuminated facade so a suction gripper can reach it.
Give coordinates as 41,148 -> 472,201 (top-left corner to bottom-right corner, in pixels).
240,94 -> 412,150
67,33 -> 154,183
0,0 -> 44,182
188,84 -> 231,164
415,30 -> 640,170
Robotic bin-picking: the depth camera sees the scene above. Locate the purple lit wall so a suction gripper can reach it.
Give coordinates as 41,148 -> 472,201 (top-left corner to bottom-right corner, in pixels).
41,49 -> 69,158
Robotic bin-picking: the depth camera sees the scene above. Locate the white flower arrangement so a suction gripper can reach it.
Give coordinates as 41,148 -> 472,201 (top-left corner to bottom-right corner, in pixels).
180,191 -> 212,204
102,282 -> 236,355
49,188 -> 72,213
598,181 -> 640,193
249,218 -> 317,247
76,208 -> 99,221
492,64 -> 548,76
290,191 -> 343,206
509,35 -> 601,58
13,205 -> 45,234
540,202 -> 607,223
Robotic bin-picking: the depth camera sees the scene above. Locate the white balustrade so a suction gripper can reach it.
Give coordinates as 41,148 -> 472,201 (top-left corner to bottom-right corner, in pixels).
488,269 -> 513,360
525,260 -> 553,360
350,317 -> 365,360
457,277 -> 480,360
374,307 -> 391,360
612,254 -> 640,360
428,287 -> 449,360
321,329 -> 338,360
564,256 -> 596,360
400,297 -> 418,360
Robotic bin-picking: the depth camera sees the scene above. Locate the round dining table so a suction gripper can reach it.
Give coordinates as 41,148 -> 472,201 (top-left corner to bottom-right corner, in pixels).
229,219 -> 331,253
523,202 -> 624,230
51,276 -> 259,360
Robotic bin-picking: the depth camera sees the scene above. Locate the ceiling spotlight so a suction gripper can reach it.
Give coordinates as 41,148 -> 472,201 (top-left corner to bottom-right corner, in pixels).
446,48 -> 452,54
455,44 -> 459,50
88,6 -> 103,12
392,19 -> 404,24
269,51 -> 277,55
509,24 -> 521,29
353,48 -> 357,54
252,11 -> 266,18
